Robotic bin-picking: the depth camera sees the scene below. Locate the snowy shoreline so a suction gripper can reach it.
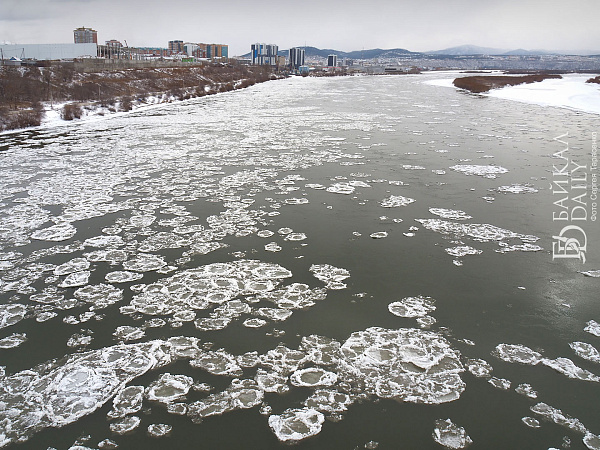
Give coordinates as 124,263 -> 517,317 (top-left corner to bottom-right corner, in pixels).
424,72 -> 600,115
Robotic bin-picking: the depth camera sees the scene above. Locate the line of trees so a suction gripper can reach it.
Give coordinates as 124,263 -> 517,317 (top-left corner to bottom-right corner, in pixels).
0,62 -> 276,131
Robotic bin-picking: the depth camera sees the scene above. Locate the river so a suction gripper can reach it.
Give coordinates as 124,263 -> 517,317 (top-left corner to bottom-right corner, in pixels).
0,73 -> 598,449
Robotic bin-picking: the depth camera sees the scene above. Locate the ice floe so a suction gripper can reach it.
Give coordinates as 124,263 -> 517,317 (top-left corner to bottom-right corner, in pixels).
432,418 -> 473,449
449,165 -> 508,179
585,320 -> 600,337
495,184 -> 538,194
31,222 -> 77,242
290,368 -> 338,387
388,296 -> 436,318
268,408 -> 325,443
492,343 -> 542,365
429,208 -> 472,220
569,342 -> 600,363
380,195 -> 415,208
580,270 -> 600,278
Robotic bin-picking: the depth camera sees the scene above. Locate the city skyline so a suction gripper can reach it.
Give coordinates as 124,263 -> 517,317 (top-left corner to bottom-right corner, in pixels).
2,0 -> 599,56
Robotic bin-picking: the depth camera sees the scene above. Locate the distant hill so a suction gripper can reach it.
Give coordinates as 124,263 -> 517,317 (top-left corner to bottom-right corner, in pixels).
242,46 -> 417,59
426,45 -> 508,55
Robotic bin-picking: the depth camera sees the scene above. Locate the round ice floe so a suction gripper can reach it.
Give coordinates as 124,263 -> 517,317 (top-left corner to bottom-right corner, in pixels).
492,344 -> 542,365
122,253 -> 166,272
257,230 -> 275,238
388,296 -> 436,318
370,231 -> 388,239
243,318 -> 267,328
257,307 -> 293,321
83,235 -> 124,248
584,433 -> 600,450
380,195 -> 415,208
75,284 -> 123,309
290,368 -> 338,387
255,368 -> 289,394
190,350 -> 243,377
147,423 -> 172,438
59,271 -> 91,288
110,416 -> 141,435
109,385 -> 145,418
265,242 -> 282,252
340,327 -> 464,404
187,379 -> 263,422
146,373 -> 194,403
303,389 -> 353,414
268,408 -> 325,442
31,223 -> 77,241
432,419 -> 473,449
129,215 -> 156,228
54,258 -> 90,276
105,271 -> 144,284
285,232 -> 307,241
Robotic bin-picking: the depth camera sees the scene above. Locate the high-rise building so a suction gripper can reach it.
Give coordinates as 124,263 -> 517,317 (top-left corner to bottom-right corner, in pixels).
289,47 -> 305,70
251,43 -> 278,66
206,44 -> 228,59
327,54 -> 337,68
168,40 -> 184,54
74,27 -> 98,44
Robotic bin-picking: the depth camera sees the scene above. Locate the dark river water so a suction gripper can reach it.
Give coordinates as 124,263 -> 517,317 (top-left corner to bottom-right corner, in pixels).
0,73 -> 598,450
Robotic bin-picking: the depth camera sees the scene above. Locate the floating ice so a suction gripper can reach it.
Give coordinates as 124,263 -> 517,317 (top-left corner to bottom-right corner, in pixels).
432,419 -> 473,449
187,379 -> 264,422
327,183 -> 355,195
445,246 -> 482,257
522,417 -> 541,428
265,242 -> 282,252
255,368 -> 289,394
190,350 -> 243,377
257,230 -> 275,238
268,408 -> 325,443
31,223 -> 77,241
530,402 -> 587,434
147,373 -> 194,403
59,271 -> 91,288
370,231 -> 388,239
569,342 -> 600,363
416,315 -> 437,328
290,368 -> 338,387
129,215 -> 156,228
579,270 -> 600,278
0,303 -> 27,329
75,284 -> 123,309
339,327 -> 464,404
109,385 -> 145,418
416,219 -> 538,247
303,389 -> 353,414
466,358 -> 493,378
585,320 -> 600,337
0,340 -> 170,446
488,377 -> 511,390
492,343 -> 542,365
380,195 -> 415,208
110,416 -> 141,435
495,184 -> 538,194
285,198 -> 309,205
113,326 -> 145,342
67,332 -> 93,348
450,165 -> 508,179
429,208 -> 472,220
285,232 -> 307,241
54,258 -> 90,276
515,383 -> 538,399
584,433 -> 600,450
541,357 -> 600,382
122,253 -> 166,272
83,235 -> 124,248
147,423 -> 172,438
388,296 -> 436,318
0,332 -> 27,349
105,271 -> 144,284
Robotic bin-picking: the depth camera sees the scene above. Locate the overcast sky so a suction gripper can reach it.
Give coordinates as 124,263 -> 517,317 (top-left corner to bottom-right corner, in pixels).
2,0 -> 598,55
